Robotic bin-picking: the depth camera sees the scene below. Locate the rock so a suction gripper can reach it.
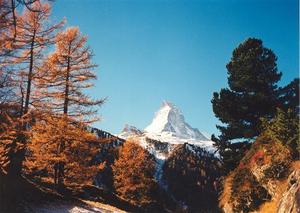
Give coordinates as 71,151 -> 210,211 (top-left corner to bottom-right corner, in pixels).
277,170 -> 300,213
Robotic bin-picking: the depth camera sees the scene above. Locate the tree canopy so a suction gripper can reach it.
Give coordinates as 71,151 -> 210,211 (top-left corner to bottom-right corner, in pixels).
211,38 -> 299,171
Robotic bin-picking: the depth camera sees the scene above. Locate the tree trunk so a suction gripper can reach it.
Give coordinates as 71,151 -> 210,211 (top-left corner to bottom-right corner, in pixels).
57,51 -> 71,188
24,31 -> 36,115
63,55 -> 70,114
54,163 -> 58,185
9,32 -> 37,178
57,162 -> 64,187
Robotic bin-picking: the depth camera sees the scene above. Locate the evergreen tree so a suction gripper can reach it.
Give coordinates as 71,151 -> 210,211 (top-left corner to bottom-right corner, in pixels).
261,108 -> 299,159
211,38 -> 282,171
278,78 -> 299,114
112,141 -> 157,207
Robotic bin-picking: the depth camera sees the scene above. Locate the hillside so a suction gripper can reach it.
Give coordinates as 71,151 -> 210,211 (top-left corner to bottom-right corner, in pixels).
114,102 -> 221,211
0,169 -> 128,213
219,134 -> 300,213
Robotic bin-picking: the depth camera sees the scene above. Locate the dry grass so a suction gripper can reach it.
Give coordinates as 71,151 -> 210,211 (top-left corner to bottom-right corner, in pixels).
219,173 -> 233,209
257,179 -> 287,213
218,135 -> 298,213
257,160 -> 300,213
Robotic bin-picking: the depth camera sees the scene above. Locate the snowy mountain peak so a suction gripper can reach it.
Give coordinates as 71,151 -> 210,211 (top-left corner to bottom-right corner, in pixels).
161,100 -> 175,108
145,101 -> 209,141
118,124 -> 143,139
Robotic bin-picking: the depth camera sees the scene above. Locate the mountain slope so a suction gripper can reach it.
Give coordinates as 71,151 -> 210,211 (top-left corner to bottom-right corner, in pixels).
119,101 -> 216,153
219,134 -> 299,213
116,101 -> 219,210
88,102 -> 221,211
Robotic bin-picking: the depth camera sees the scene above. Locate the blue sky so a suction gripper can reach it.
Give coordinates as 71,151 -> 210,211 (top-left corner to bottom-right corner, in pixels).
52,0 -> 299,136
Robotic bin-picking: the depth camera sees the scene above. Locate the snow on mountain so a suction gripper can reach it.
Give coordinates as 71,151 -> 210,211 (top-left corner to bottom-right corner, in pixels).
145,101 -> 208,141
118,124 -> 144,139
118,101 -> 217,189
118,101 -> 216,154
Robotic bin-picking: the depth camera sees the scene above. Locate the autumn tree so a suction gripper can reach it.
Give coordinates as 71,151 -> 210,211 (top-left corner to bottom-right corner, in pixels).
25,115 -> 100,185
112,141 -> 157,207
0,0 -> 43,43
0,0 -> 20,111
0,0 -> 52,105
16,1 -> 64,115
0,113 -> 29,175
0,0 -> 15,57
0,1 -> 64,178
26,27 -> 104,187
36,27 -> 102,120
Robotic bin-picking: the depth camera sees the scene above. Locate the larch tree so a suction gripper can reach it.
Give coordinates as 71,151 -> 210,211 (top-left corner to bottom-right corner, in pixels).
15,1 -> 64,116
0,1 -> 64,177
0,113 -> 29,175
36,27 -> 102,121
26,27 -> 104,187
0,0 -> 20,110
25,115 -> 100,185
0,0 -> 41,176
0,0 -> 15,57
112,141 -> 157,207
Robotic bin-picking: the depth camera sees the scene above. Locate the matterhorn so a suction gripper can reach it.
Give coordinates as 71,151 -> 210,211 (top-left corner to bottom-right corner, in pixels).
119,101 -> 216,154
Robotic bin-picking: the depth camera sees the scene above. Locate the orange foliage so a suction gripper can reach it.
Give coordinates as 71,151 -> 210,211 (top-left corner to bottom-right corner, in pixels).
24,26 -> 104,186
112,141 -> 157,207
25,115 -> 100,185
37,27 -> 104,122
14,1 -> 64,115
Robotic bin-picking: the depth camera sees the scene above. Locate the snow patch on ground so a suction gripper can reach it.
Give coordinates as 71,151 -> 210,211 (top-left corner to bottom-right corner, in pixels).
26,200 -> 125,213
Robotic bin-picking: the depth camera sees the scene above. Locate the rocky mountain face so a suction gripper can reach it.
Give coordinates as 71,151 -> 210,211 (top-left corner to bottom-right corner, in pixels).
277,169 -> 300,213
219,134 -> 300,213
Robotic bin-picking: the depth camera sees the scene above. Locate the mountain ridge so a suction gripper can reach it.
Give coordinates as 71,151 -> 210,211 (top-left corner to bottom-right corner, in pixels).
118,101 -> 215,154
